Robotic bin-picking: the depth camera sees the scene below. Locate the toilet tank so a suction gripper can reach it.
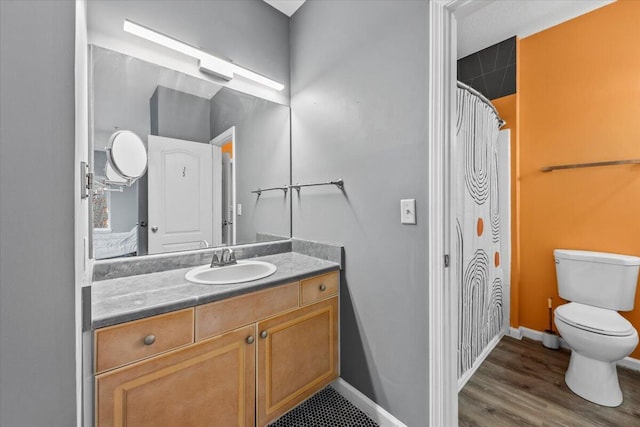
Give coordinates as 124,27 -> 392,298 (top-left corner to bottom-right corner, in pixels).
554,249 -> 640,311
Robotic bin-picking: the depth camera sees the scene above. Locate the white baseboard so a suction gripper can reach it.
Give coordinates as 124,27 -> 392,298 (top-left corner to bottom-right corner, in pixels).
616,356 -> 640,372
457,332 -> 504,392
518,326 -> 571,350
510,326 -> 640,371
508,326 -> 522,339
331,378 -> 407,427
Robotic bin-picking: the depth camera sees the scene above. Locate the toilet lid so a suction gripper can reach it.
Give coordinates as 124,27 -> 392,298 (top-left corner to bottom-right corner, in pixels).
555,303 -> 635,337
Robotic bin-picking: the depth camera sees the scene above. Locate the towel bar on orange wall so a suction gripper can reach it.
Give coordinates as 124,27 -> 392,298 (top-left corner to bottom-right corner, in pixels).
541,159 -> 640,172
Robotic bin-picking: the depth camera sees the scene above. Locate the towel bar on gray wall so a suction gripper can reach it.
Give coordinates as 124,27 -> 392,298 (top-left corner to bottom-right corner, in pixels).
289,179 -> 344,191
251,186 -> 288,195
251,179 -> 345,195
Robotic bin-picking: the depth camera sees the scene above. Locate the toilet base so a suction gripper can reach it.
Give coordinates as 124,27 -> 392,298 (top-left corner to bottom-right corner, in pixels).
565,351 -> 623,407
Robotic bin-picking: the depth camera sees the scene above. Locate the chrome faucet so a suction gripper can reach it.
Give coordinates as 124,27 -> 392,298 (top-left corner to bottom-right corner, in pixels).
210,248 -> 237,268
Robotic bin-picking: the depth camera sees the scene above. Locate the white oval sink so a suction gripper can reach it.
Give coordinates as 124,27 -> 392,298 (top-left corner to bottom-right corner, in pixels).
185,260 -> 277,285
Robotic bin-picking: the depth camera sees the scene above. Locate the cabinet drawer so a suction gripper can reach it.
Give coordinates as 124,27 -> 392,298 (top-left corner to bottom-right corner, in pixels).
195,282 -> 299,341
95,308 -> 194,374
300,271 -> 339,306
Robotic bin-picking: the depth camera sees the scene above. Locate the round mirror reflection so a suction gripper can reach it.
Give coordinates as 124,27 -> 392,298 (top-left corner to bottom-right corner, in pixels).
106,130 -> 147,180
105,162 -> 128,184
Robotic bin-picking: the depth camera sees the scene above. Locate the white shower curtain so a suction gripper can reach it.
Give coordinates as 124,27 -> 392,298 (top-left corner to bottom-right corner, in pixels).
456,87 -> 504,379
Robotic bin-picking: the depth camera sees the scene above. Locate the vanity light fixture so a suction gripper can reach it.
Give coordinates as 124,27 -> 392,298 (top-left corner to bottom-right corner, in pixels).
123,19 -> 284,91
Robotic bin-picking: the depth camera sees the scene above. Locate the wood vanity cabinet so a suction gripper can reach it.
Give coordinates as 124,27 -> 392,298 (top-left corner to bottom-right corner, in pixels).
94,271 -> 339,427
96,324 -> 256,426
257,296 -> 338,426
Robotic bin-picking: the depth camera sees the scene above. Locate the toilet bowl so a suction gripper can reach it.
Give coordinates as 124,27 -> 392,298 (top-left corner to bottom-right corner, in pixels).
553,249 -> 640,407
555,302 -> 638,407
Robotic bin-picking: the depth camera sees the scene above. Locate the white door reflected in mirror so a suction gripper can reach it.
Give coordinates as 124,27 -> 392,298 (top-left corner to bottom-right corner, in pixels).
106,130 -> 148,181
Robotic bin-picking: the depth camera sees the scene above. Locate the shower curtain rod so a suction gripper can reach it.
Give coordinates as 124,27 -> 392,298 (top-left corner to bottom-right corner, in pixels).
457,81 -> 506,128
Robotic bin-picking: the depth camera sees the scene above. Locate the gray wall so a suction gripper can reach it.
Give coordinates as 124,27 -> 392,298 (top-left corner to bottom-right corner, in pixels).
0,1 -> 77,426
94,151 -> 139,233
210,88 -> 290,244
91,46 -> 151,152
150,86 -> 211,143
290,1 -> 430,425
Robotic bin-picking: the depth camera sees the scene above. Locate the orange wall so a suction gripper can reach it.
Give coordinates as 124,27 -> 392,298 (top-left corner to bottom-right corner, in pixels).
518,0 -> 640,357
491,93 -> 520,327
222,141 -> 233,158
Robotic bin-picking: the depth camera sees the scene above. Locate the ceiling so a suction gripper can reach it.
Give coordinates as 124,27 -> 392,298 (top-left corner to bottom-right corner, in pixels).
263,0 -> 306,17
456,0 -> 614,58
263,1 -> 613,57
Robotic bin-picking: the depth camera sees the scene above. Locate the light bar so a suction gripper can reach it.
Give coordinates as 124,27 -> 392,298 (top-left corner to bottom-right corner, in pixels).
123,19 -> 284,91
232,65 -> 285,91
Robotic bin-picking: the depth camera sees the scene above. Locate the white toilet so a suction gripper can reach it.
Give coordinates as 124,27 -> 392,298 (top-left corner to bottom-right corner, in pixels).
553,249 -> 640,407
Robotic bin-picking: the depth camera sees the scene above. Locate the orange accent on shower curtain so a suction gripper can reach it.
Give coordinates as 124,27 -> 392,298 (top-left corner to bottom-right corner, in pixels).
476,218 -> 484,236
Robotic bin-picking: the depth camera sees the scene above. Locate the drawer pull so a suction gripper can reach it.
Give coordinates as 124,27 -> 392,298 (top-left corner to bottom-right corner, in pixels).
143,334 -> 156,346
260,330 -> 268,339
246,336 -> 255,344
319,284 -> 327,292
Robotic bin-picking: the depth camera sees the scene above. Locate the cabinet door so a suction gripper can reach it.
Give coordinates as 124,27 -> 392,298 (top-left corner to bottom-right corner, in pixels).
257,297 -> 338,426
96,324 -> 256,427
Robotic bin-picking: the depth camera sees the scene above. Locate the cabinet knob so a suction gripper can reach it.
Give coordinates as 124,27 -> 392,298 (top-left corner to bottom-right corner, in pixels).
246,336 -> 254,344
143,334 -> 156,345
260,330 -> 268,339
151,226 -> 158,233
319,284 -> 326,292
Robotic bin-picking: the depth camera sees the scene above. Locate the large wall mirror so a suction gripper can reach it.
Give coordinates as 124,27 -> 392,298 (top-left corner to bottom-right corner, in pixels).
89,45 -> 291,259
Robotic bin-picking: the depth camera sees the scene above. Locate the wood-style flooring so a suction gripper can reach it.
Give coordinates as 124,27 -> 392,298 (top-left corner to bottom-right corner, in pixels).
459,337 -> 640,426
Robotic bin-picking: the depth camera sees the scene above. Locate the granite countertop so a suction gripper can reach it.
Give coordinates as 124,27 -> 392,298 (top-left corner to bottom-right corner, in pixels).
91,252 -> 340,329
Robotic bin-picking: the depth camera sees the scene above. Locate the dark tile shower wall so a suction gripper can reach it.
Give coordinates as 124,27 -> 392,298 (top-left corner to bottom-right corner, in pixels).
458,36 -> 516,100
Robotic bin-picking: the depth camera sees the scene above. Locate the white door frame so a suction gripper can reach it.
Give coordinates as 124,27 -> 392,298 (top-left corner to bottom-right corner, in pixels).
74,1 -> 91,426
210,126 -> 236,245
428,1 -> 460,426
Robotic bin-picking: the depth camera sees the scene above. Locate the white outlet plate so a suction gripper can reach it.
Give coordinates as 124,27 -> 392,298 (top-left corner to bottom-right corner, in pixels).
401,199 -> 416,224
